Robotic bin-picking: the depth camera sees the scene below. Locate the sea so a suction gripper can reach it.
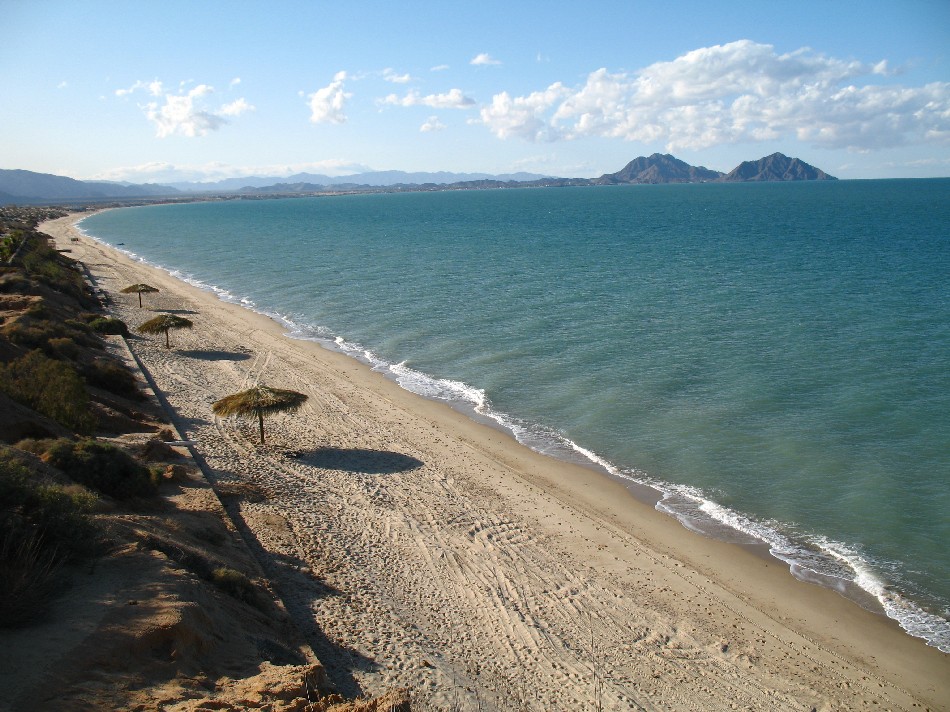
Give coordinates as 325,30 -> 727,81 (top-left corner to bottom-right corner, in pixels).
77,179 -> 950,653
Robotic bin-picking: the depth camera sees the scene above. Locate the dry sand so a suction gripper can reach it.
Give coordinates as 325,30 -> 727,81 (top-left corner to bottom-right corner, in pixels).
42,213 -> 948,710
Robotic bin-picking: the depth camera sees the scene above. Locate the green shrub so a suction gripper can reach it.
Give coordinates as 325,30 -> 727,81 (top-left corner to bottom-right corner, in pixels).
63,318 -> 93,335
25,301 -> 47,318
0,232 -> 23,263
0,350 -> 96,433
40,438 -> 155,500
47,337 -> 79,360
87,316 -> 129,336
2,317 -> 97,355
0,273 -> 33,294
82,357 -> 142,400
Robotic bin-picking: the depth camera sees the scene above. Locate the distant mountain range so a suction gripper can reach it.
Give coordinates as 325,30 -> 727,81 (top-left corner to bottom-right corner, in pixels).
0,153 -> 836,204
165,170 -> 551,192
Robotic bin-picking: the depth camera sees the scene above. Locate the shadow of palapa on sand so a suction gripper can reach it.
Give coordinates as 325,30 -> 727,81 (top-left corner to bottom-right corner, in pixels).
158,308 -> 199,315
179,349 -> 252,362
295,447 -> 424,475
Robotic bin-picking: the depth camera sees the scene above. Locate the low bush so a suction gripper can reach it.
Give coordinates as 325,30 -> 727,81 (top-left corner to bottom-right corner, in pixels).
0,232 -> 24,263
82,357 -> 142,400
87,316 -> 129,336
47,337 -> 79,360
37,438 -> 156,500
0,273 -> 33,294
0,350 -> 96,433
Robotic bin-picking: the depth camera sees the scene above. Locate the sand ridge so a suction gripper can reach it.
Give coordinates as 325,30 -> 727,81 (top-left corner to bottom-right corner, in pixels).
42,214 -> 949,711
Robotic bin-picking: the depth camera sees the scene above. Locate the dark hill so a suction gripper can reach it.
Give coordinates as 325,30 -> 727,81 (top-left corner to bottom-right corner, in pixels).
719,153 -> 836,181
595,154 -> 723,184
0,169 -> 180,204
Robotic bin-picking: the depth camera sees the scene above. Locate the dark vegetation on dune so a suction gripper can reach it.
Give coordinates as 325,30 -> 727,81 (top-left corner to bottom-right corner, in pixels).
0,206 -> 164,626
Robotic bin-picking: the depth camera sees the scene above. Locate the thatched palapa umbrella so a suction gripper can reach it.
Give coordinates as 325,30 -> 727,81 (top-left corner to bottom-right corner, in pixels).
212,385 -> 308,445
138,314 -> 193,348
121,283 -> 159,308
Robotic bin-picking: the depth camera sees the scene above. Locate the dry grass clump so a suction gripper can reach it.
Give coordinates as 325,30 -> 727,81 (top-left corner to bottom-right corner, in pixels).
211,566 -> 267,609
0,446 -> 99,627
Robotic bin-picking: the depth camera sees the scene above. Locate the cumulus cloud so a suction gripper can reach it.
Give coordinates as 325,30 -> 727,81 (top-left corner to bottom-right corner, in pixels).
308,71 -> 351,124
117,78 -> 254,137
478,84 -> 570,141
383,68 -> 412,84
431,64 -> 450,72
144,85 -> 222,137
229,77 -> 242,88
381,88 -> 475,109
420,116 -> 446,132
471,53 -> 502,66
219,97 -> 254,117
476,40 -> 950,151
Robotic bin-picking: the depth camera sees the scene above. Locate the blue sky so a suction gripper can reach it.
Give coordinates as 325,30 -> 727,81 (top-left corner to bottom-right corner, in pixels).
2,1 -> 948,182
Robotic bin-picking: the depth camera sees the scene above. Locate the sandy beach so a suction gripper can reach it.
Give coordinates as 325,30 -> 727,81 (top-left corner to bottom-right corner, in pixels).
42,213 -> 948,711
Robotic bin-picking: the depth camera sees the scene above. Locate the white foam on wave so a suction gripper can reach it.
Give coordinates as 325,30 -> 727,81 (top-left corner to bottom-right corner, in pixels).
650,482 -> 950,653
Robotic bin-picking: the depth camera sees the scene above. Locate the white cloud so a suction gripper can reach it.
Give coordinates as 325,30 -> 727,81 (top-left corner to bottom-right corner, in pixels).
381,88 -> 475,109
308,71 -> 351,124
144,84 -> 230,138
476,40 -> 950,152
57,81 -> 67,89
420,116 -> 446,132
431,64 -> 450,72
116,79 -> 164,98
116,77 -> 252,138
478,83 -> 570,141
219,97 -> 254,117
471,53 -> 502,67
229,77 -> 242,88
383,68 -> 413,84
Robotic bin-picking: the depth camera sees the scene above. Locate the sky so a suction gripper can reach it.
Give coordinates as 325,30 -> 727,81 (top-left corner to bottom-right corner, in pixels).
1,0 -> 948,182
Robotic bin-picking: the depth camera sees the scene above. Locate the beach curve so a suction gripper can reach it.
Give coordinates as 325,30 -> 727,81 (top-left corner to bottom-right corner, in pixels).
42,213 -> 949,711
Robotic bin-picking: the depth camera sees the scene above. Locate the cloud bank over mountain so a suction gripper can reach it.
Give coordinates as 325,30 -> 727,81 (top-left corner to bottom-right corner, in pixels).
476,41 -> 948,152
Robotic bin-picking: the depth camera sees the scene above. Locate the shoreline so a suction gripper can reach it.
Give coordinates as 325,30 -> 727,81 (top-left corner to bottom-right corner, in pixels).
72,205 -> 950,652
43,213 -> 948,709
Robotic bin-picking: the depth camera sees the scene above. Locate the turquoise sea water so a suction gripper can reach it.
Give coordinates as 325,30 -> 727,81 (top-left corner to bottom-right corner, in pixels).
79,180 -> 950,651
